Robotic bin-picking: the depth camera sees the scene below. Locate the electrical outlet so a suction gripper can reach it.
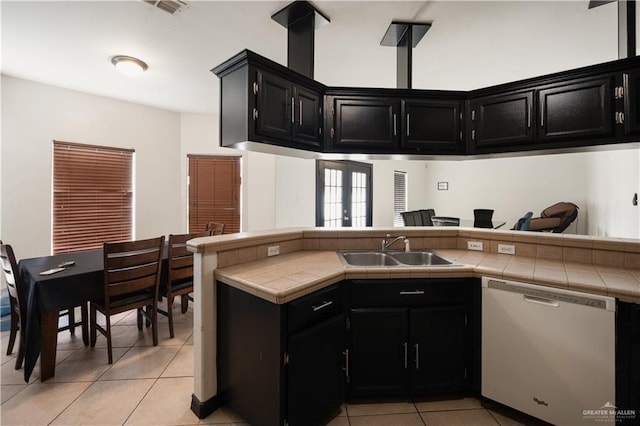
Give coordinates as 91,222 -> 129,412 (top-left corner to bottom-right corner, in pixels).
467,241 -> 483,251
498,244 -> 516,255
267,245 -> 280,256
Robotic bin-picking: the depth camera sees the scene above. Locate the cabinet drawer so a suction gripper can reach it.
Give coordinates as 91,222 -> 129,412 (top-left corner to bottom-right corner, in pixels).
350,279 -> 468,308
288,284 -> 343,333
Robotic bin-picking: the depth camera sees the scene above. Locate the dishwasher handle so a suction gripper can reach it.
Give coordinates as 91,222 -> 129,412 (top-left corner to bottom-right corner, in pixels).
523,295 -> 559,308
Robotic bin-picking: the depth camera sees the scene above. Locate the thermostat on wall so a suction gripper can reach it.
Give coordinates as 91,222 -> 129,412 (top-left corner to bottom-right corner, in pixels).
437,182 -> 449,190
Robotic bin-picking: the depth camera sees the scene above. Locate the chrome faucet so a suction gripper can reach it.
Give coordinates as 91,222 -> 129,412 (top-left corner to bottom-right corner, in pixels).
381,234 -> 410,252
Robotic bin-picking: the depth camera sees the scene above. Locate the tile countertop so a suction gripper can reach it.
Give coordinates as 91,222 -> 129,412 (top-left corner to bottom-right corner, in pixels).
214,249 -> 640,305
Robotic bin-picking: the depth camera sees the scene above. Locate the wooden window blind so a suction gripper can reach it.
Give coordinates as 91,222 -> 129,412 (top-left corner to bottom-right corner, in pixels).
53,141 -> 134,254
188,155 -> 241,234
393,170 -> 407,227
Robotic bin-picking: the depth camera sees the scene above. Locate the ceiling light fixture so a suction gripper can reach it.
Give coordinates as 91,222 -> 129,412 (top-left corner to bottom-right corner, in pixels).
111,55 -> 148,77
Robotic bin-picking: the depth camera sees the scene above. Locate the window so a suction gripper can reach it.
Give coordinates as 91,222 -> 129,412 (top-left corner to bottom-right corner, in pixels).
52,141 -> 134,254
316,160 -> 372,227
393,171 -> 407,227
188,155 -> 241,234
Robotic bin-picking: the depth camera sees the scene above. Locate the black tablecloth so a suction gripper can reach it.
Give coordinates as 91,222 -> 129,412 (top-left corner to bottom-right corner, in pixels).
19,250 -> 103,382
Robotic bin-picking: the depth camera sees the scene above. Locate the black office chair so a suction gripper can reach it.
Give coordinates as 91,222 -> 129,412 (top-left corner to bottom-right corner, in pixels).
401,211 -> 423,226
431,216 -> 460,226
419,209 -> 435,226
473,209 -> 494,228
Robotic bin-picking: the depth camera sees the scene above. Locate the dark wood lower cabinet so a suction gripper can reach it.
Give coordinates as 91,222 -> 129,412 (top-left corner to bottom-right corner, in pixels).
349,308 -> 409,396
616,301 -> 640,425
347,279 -> 476,399
287,315 -> 345,426
410,306 -> 468,394
217,281 -> 345,426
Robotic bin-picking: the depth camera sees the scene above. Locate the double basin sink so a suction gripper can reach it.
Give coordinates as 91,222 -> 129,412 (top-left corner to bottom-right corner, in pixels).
337,250 -> 456,267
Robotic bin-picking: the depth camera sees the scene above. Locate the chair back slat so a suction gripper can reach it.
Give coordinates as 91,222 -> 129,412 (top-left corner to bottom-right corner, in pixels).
106,249 -> 162,270
171,255 -> 193,270
0,244 -> 22,305
103,236 -> 164,306
106,262 -> 160,286
171,266 -> 194,282
108,275 -> 159,297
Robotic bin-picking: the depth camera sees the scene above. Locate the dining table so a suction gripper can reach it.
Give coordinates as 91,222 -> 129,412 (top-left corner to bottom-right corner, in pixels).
18,247 -> 168,382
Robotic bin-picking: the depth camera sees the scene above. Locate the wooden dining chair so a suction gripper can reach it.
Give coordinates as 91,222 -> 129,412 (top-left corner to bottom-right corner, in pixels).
158,232 -> 207,338
1,242 -> 84,370
205,221 -> 225,235
90,236 -> 164,364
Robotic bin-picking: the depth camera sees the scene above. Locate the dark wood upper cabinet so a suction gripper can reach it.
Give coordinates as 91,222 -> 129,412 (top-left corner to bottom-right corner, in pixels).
256,70 -> 293,140
330,97 -> 400,151
623,68 -> 640,136
214,50 -> 640,157
292,85 -> 322,146
256,69 -> 323,148
537,77 -> 614,142
469,91 -> 534,148
401,99 -> 463,152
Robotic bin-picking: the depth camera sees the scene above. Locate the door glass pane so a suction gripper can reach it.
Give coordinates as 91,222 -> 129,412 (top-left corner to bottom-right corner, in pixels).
324,168 -> 343,227
351,171 -> 368,227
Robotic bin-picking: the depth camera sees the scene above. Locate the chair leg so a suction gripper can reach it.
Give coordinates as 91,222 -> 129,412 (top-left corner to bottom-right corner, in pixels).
89,304 -> 97,347
6,309 -> 18,356
151,304 -> 158,346
81,304 -> 89,346
105,314 -> 113,364
137,308 -> 143,331
15,336 -> 24,370
68,308 -> 76,334
181,295 -> 189,314
167,296 -> 175,339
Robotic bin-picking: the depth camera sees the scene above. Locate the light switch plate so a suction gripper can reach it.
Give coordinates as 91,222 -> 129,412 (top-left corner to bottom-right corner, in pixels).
498,244 -> 516,255
267,245 -> 280,256
467,241 -> 483,251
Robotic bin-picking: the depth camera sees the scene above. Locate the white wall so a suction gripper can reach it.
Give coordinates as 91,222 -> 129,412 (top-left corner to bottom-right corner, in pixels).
1,75 -> 182,259
585,148 -> 640,238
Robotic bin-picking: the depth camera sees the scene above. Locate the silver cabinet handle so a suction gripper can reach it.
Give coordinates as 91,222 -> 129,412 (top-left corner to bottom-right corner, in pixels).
540,99 -> 545,127
527,102 -> 532,128
406,114 -> 410,136
291,97 -> 295,123
415,343 -> 419,369
252,108 -> 258,120
399,290 -> 425,295
393,113 -> 397,136
403,342 -> 408,368
343,349 -> 349,378
299,100 -> 303,126
311,300 -> 333,311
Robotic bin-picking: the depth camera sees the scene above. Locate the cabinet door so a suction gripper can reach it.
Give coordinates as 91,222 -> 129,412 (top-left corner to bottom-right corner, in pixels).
256,70 -> 292,140
288,315 -> 345,426
332,98 -> 399,150
470,91 -> 534,148
538,77 -> 614,141
410,306 -> 469,394
402,99 -> 462,152
348,308 -> 408,397
623,69 -> 640,136
293,86 -> 322,148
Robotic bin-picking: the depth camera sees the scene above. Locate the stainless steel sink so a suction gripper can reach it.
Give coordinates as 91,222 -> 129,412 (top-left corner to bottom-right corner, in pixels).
388,251 -> 452,266
339,251 -> 401,266
337,250 -> 455,267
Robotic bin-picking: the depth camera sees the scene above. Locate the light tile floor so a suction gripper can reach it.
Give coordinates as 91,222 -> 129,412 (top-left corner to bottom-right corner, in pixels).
1,304 -> 547,425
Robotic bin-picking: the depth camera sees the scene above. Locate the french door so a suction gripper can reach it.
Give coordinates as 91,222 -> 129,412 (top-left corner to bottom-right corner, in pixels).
316,160 -> 372,227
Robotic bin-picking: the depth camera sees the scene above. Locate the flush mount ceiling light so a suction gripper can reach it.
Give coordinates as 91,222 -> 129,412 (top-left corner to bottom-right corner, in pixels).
111,55 -> 148,77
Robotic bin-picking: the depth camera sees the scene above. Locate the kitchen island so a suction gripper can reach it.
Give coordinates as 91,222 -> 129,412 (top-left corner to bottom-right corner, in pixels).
187,227 -> 640,424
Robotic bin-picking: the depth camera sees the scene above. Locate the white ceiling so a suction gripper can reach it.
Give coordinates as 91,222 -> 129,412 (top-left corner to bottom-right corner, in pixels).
1,0 -> 620,114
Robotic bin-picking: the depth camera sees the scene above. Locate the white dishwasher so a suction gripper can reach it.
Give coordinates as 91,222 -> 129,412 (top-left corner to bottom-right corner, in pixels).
482,277 -> 616,425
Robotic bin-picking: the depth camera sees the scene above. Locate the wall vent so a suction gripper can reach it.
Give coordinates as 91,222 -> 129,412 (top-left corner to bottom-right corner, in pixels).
144,0 -> 187,15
